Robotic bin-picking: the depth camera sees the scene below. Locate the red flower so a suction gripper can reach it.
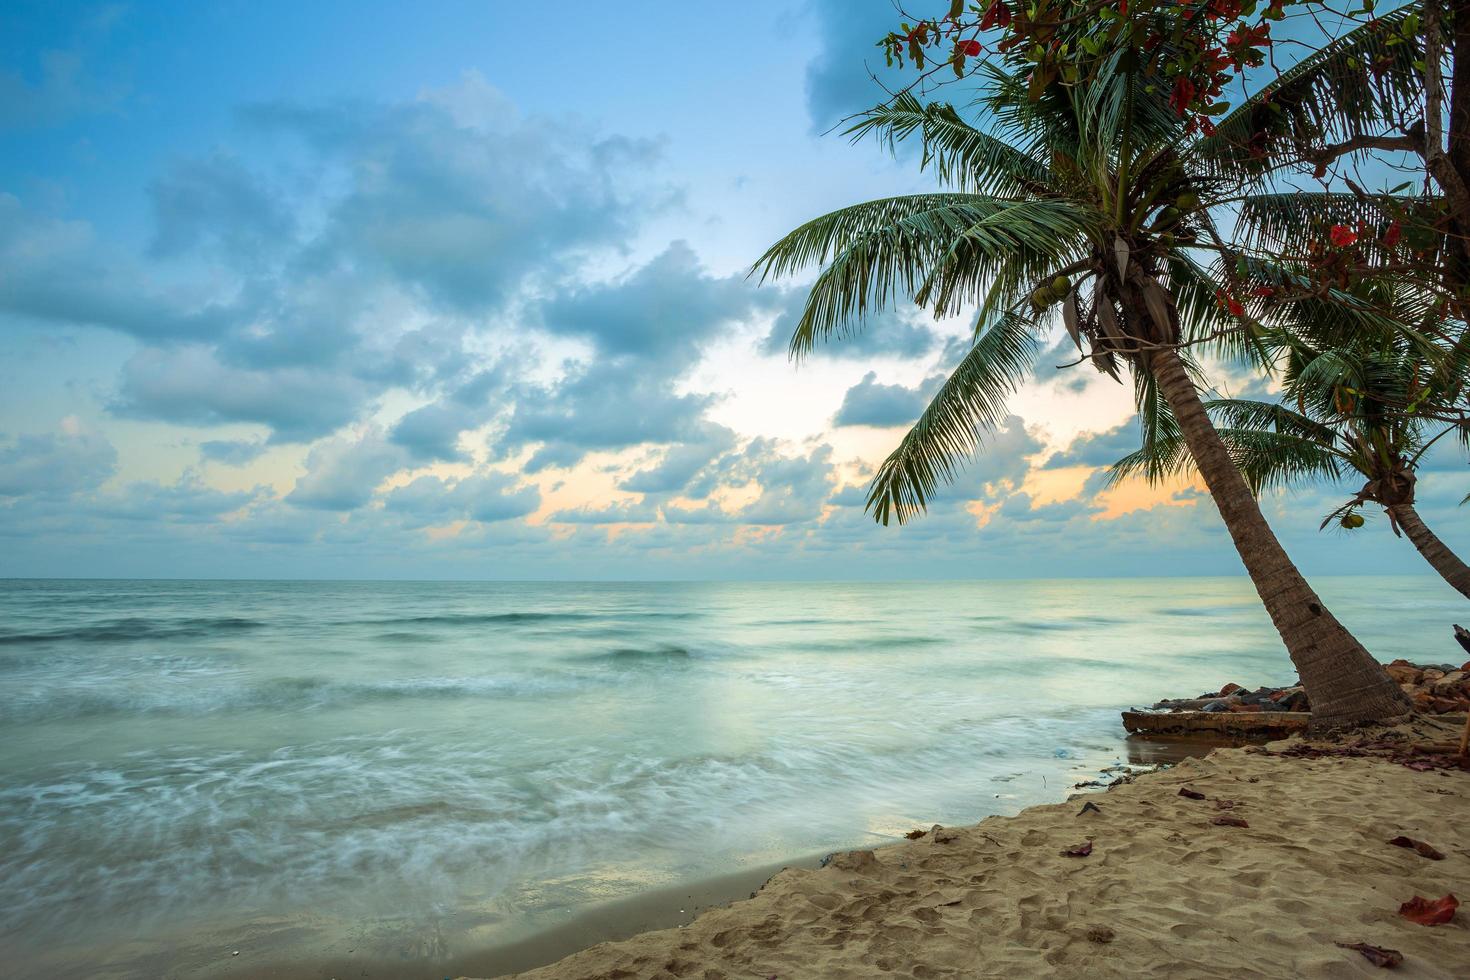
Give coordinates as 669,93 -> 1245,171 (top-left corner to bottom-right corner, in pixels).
1216,289 -> 1245,316
1329,224 -> 1358,248
1169,75 -> 1197,117
1251,286 -> 1276,299
1383,220 -> 1403,248
980,0 -> 1012,30
959,39 -> 982,57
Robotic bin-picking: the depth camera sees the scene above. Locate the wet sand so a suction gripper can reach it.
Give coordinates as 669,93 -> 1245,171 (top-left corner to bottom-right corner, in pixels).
490,722 -> 1470,979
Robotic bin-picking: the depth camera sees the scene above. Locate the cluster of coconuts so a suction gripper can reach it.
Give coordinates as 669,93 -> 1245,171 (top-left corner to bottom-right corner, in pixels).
1340,512 -> 1366,529
1153,191 -> 1200,246
1030,275 -> 1073,312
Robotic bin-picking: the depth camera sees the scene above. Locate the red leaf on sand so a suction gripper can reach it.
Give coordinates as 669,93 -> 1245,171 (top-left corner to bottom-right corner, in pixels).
1060,841 -> 1093,857
1178,788 -> 1206,800
1387,836 -> 1445,860
1335,942 -> 1404,968
1211,815 -> 1249,828
1398,894 -> 1458,926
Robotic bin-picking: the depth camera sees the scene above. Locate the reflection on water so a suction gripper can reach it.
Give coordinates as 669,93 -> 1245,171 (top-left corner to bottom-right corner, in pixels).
0,576 -> 1459,978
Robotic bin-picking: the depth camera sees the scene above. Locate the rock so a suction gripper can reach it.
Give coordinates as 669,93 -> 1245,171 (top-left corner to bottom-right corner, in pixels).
1219,682 -> 1243,696
1386,664 -> 1422,685
1423,668 -> 1446,682
1431,697 -> 1461,714
1432,671 -> 1466,696
1200,700 -> 1228,712
1228,703 -> 1263,713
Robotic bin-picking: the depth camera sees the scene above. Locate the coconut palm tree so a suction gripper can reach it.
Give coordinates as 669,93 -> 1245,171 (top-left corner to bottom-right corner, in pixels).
752,46 -> 1409,725
1112,275 -> 1470,597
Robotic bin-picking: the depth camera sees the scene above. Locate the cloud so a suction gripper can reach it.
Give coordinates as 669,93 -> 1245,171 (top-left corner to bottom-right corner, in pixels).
502,244 -> 779,470
388,367 -> 511,462
548,499 -> 659,524
383,471 -> 541,527
149,152 -> 295,263
0,194 -> 235,342
0,429 -> 117,497
759,305 -> 941,361
0,46 -> 127,129
803,0 -> 909,132
286,431 -> 408,511
240,73 -> 670,315
199,439 -> 269,466
833,371 -> 944,427
89,477 -> 258,523
114,346 -> 372,442
1043,421 -> 1139,469
617,424 -> 738,495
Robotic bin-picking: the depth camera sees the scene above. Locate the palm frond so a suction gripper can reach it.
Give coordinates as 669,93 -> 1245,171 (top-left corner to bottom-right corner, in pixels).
846,92 -> 1055,197
866,312 -> 1043,525
1193,4 -> 1423,178
752,193 -> 1100,356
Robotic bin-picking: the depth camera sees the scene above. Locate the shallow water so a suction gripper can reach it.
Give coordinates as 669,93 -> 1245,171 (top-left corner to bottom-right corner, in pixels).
0,576 -> 1460,977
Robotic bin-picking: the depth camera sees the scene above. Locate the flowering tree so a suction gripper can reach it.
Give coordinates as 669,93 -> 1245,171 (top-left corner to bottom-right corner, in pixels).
755,0 -> 1416,725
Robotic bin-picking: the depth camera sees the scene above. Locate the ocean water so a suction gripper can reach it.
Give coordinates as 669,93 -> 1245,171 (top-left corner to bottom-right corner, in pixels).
0,576 -> 1461,978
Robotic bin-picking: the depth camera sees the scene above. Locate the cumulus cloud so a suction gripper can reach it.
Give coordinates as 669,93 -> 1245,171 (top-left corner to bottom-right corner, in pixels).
617,424 -> 738,495
0,429 -> 117,497
803,0 -> 909,131
833,372 -> 944,427
149,152 -> 295,263
114,346 -> 372,442
1043,421 -> 1140,470
383,471 -> 541,527
286,431 -> 409,511
759,305 -> 941,362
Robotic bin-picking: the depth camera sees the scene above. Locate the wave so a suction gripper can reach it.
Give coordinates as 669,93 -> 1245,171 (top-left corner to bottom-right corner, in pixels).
0,673 -> 588,723
576,644 -> 695,665
368,610 -> 702,627
0,617 -> 264,645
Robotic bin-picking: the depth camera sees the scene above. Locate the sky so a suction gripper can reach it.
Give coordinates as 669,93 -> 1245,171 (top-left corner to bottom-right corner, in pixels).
0,0 -> 1464,581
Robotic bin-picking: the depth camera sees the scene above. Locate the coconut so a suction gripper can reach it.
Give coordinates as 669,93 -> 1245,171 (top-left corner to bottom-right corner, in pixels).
1175,191 -> 1200,211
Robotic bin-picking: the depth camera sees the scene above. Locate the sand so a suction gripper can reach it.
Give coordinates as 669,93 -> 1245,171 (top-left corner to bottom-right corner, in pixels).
490,720 -> 1470,979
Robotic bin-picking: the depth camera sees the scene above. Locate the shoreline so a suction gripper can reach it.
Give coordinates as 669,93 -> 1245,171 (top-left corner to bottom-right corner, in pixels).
459,735 -> 1229,978
486,719 -> 1470,979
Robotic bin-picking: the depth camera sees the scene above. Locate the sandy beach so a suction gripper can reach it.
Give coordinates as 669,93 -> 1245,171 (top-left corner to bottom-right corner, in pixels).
491,718 -> 1470,979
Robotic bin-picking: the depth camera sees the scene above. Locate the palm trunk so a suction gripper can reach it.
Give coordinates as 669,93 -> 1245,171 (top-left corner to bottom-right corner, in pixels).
1388,503 -> 1470,600
1148,347 -> 1410,728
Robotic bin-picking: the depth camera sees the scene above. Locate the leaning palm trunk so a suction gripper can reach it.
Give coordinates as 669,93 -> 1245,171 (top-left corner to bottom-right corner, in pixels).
1148,346 -> 1410,728
1387,503 -> 1470,600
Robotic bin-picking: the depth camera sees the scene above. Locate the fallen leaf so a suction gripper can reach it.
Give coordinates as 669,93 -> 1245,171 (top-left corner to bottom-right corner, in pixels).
1211,815 -> 1249,828
1060,841 -> 1094,857
1078,801 -> 1101,815
1178,788 -> 1206,800
1387,836 -> 1444,860
1398,894 -> 1458,926
1334,942 -> 1403,968
903,829 -> 926,840
1086,925 -> 1115,944
1213,799 -> 1236,810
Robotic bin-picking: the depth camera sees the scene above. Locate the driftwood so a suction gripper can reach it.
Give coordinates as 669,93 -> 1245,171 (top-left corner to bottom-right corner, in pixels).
1121,710 -> 1311,737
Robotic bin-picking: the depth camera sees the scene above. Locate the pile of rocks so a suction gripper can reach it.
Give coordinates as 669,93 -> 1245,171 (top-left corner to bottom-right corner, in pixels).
1150,660 -> 1470,717
1152,682 -> 1309,715
1385,659 -> 1470,715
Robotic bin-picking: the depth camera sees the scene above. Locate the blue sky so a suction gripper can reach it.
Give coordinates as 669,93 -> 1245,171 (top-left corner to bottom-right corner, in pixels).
0,0 -> 1464,581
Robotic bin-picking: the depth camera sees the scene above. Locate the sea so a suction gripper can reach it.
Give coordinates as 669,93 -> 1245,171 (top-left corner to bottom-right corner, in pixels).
0,576 -> 1460,978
